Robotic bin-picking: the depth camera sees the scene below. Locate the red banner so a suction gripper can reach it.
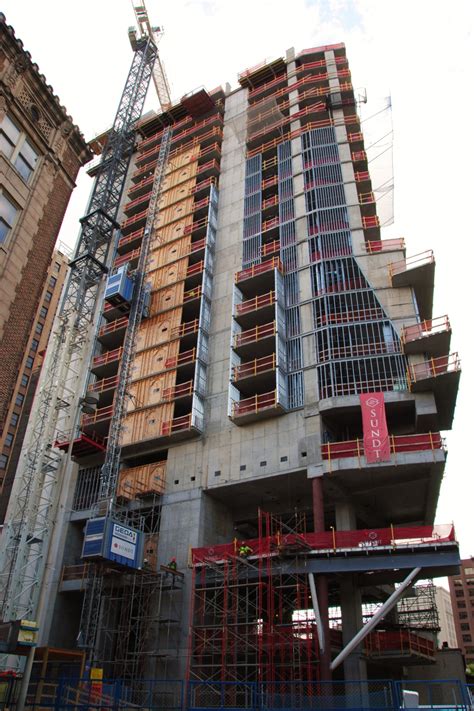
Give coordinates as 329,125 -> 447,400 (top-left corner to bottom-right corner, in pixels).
360,392 -> 391,463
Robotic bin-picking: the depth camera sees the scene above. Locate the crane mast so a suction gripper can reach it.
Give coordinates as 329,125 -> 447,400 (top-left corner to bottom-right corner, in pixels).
130,0 -> 172,111
0,24 -> 159,634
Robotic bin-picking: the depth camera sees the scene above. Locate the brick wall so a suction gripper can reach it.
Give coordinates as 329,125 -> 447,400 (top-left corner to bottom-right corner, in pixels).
0,172 -> 71,430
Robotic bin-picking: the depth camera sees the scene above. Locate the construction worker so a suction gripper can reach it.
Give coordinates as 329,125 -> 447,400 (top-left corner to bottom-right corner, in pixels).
168,557 -> 177,571
239,543 -> 252,558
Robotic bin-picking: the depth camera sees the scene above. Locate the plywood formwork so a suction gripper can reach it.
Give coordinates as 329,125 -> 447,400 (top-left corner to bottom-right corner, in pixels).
120,403 -> 175,447
126,371 -> 178,411
149,218 -> 194,251
156,197 -> 195,229
143,533 -> 159,570
130,341 -> 180,381
147,236 -> 192,270
135,309 -> 183,351
161,147 -> 199,191
145,257 -> 189,292
117,462 -> 166,500
149,282 -> 186,316
159,178 -> 197,209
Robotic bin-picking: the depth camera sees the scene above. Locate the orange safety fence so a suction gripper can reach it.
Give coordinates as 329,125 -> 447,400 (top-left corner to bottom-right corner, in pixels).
262,239 -> 280,257
359,191 -> 375,205
192,523 -> 456,564
186,260 -> 204,278
348,131 -> 363,142
352,150 -> 367,162
161,413 -> 192,436
355,170 -> 370,182
136,126 -> 222,168
389,250 -> 434,278
164,347 -> 196,369
117,228 -> 144,249
362,215 -> 380,229
316,306 -> 385,327
170,319 -> 199,340
92,347 -> 123,367
98,316 -> 129,337
234,322 -> 276,348
407,353 -> 460,388
319,376 -> 406,399
114,248 -> 141,268
401,315 -> 450,345
88,374 -> 119,394
310,245 -> 352,262
314,277 -> 366,297
236,290 -> 275,316
322,432 -> 444,462
121,207 -> 148,230
183,285 -> 202,302
363,238 -> 405,254
318,340 -> 401,362
184,216 -> 208,236
162,380 -> 194,402
235,257 -> 283,284
82,405 -> 114,427
123,191 -> 152,214
248,57 -> 348,100
233,353 -> 276,381
232,389 -> 277,418
365,630 -> 435,658
133,144 -> 221,182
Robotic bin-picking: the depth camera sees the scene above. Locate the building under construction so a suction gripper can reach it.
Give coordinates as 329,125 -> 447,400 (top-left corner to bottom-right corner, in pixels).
0,10 -> 463,709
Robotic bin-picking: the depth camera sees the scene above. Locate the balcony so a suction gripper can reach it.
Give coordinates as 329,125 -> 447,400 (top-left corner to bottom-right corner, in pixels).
232,354 -> 276,394
88,374 -> 119,406
235,257 -> 283,295
407,354 -> 460,430
363,238 -> 405,254
364,630 -> 435,664
318,432 -> 446,523
161,379 -> 194,403
170,318 -> 199,343
54,430 -> 106,459
123,190 -> 152,216
91,346 -> 122,377
234,290 -> 276,329
164,347 -> 197,371
81,405 -> 114,436
121,207 -> 148,235
401,316 -> 451,357
97,316 -> 128,348
389,250 -> 435,320
114,247 -> 141,269
230,389 -> 285,425
233,322 -> 276,359
117,228 -> 144,255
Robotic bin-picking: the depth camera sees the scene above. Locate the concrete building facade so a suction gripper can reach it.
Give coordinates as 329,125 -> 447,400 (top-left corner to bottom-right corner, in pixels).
0,13 -> 91,434
18,42 -> 461,692
435,585 -> 458,650
449,558 -> 474,666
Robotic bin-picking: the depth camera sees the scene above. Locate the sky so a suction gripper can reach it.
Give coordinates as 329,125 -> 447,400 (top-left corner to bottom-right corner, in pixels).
2,0 -> 474,559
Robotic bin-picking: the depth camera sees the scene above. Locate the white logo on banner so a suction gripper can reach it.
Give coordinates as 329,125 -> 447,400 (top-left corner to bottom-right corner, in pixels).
111,536 -> 135,560
113,524 -> 137,545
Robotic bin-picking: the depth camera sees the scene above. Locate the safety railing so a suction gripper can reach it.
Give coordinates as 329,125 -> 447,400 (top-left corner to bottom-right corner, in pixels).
183,285 -> 202,303
123,190 -> 152,215
192,523 -> 456,564
352,150 -> 367,162
92,346 -> 123,368
355,170 -> 370,182
114,247 -> 141,268
316,305 -> 385,327
363,238 -> 405,253
317,339 -> 401,362
247,58 -> 348,100
161,413 -> 193,436
121,207 -> 148,230
164,348 -> 196,369
184,216 -> 208,236
319,375 -> 407,398
407,353 -> 460,388
234,322 -> 276,349
232,354 -> 276,382
321,432 -> 445,468
232,390 -> 278,418
365,630 -> 435,659
191,176 -> 216,195
314,276 -> 366,297
362,215 -> 380,229
348,131 -> 364,142
162,380 -> 194,402
235,257 -> 283,284
261,195 -> 279,211
128,172 -> 155,198
136,126 -> 222,168
186,260 -> 204,279
236,290 -> 275,317
117,227 -> 144,250
72,466 -> 102,511
88,375 -> 119,396
170,319 -> 199,340
61,564 -> 89,583
261,239 -> 280,257
98,316 -> 129,338
310,245 -> 352,262
401,315 -> 451,346
359,191 -> 375,204
133,142 -> 221,182
82,405 -> 114,427
389,250 -> 435,278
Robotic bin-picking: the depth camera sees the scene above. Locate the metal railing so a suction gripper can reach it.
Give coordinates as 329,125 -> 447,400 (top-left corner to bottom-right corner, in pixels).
232,354 -> 276,382
363,238 -> 405,253
401,315 -> 451,346
389,250 -> 435,278
236,290 -> 275,317
235,257 -> 282,284
407,353 -> 461,388
234,322 -> 276,348
232,390 -> 277,418
322,432 -> 445,469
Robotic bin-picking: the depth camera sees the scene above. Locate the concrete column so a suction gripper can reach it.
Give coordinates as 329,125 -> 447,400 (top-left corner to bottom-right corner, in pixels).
312,477 -> 331,680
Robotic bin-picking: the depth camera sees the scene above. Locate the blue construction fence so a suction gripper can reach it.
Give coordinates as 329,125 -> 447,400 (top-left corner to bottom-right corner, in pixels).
19,678 -> 474,711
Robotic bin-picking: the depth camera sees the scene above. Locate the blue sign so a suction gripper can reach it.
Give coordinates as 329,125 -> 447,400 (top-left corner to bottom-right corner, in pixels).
82,517 -> 144,569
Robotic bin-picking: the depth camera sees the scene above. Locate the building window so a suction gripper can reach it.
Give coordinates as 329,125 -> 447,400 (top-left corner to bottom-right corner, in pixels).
4,433 -> 13,448
44,291 -> 53,303
455,590 -> 464,597
464,567 -> 474,575
10,413 -> 19,427
49,276 -> 57,289
35,322 -> 43,335
458,601 -> 466,608
462,634 -> 472,642
460,612 -> 468,619
15,393 -> 24,407
453,579 -> 463,586
25,356 -> 34,369
0,455 -> 8,470
40,306 -> 48,319
20,374 -> 29,388
0,114 -> 39,183
31,339 -> 39,352
54,262 -> 61,272
461,623 -> 470,631
0,189 -> 19,246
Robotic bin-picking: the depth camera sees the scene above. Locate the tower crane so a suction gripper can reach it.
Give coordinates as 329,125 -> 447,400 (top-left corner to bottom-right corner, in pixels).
130,0 -> 171,111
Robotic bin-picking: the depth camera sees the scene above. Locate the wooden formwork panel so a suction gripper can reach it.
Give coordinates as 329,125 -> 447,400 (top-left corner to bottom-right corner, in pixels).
161,152 -> 199,191
149,216 -> 193,251
117,461 -> 166,499
147,236 -> 192,271
145,258 -> 189,292
131,340 -> 180,380
149,281 -> 185,316
126,370 -> 177,412
156,197 -> 194,229
144,533 -> 159,569
159,179 -> 195,209
120,403 -> 174,447
135,308 -> 183,352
